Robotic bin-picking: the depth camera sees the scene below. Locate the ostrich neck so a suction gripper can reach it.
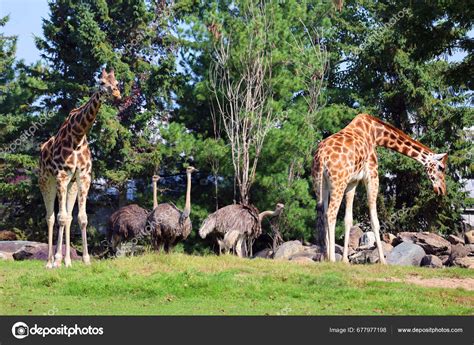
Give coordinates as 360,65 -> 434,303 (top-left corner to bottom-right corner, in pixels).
152,180 -> 158,209
258,210 -> 275,223
183,172 -> 192,217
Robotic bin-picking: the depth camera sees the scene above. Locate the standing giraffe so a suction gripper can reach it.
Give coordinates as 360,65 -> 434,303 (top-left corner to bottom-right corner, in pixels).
312,114 -> 447,263
39,68 -> 121,268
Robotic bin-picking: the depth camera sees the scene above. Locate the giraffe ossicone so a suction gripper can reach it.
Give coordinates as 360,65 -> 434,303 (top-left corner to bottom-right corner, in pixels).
312,113 -> 448,264
39,67 -> 121,269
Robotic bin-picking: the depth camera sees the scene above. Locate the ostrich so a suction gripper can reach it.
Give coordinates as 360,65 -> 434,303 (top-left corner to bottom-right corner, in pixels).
106,175 -> 160,253
199,203 -> 285,257
146,166 -> 198,252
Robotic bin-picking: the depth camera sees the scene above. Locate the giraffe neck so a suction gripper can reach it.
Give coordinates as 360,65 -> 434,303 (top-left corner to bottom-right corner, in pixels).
369,116 -> 433,165
64,90 -> 105,147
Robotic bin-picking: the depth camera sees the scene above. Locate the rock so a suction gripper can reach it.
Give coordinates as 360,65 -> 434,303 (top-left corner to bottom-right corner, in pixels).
448,244 -> 470,265
289,256 -> 314,264
367,242 -> 393,264
360,231 -> 376,247
274,240 -> 304,260
349,226 -> 364,249
303,245 -> 322,255
335,244 -> 343,255
335,253 -> 342,262
12,243 -> 80,261
0,241 -> 45,253
288,251 -> 316,261
452,256 -> 474,269
465,230 -> 474,244
349,250 -> 370,264
0,231 -> 17,241
465,244 -> 474,256
396,232 -> 451,255
438,255 -> 450,265
447,234 -> 464,245
421,255 -> 443,268
382,233 -> 397,245
0,251 -> 14,260
253,248 -> 273,259
387,242 -> 426,266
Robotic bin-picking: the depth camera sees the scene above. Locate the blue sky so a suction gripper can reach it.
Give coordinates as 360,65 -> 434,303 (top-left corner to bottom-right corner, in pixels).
1,0 -> 470,64
1,0 -> 49,63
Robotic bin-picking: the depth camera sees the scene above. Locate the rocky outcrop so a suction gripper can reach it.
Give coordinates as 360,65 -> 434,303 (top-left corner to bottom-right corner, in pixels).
396,232 -> 451,255
447,234 -> 464,245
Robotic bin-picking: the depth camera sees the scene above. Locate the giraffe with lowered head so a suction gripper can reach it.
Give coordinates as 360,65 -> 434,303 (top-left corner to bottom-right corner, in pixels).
39,68 -> 121,268
312,114 -> 448,263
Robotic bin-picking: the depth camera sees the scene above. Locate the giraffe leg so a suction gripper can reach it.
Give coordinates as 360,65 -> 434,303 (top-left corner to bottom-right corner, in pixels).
365,177 -> 386,264
343,183 -> 357,263
40,177 -> 56,269
77,172 -> 91,265
63,181 -> 78,267
327,184 -> 345,262
54,177 -> 72,268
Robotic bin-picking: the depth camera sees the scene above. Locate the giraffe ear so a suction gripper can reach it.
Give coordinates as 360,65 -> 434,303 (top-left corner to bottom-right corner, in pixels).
433,153 -> 447,161
109,68 -> 115,77
101,68 -> 107,78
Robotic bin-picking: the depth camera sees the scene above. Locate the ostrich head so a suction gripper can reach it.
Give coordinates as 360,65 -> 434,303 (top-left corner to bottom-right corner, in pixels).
152,175 -> 160,183
424,153 -> 448,196
274,203 -> 285,216
186,166 -> 198,174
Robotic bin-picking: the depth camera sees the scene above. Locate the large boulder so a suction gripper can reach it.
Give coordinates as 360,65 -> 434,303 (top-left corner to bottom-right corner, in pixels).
448,244 -> 470,265
274,240 -> 304,260
387,242 -> 425,266
465,230 -> 474,244
12,243 -> 80,261
360,231 -> 376,247
0,241 -> 44,253
367,242 -> 393,264
447,234 -> 464,245
421,255 -> 443,268
0,231 -> 17,241
396,232 -> 451,255
348,226 -> 364,249
452,256 -> 474,269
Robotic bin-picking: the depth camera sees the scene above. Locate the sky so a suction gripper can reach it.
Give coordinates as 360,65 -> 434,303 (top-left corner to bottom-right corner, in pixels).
0,0 -> 471,64
1,0 -> 49,64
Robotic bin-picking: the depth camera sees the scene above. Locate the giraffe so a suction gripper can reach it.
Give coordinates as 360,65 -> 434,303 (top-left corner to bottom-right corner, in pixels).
39,68 -> 121,268
312,113 -> 448,263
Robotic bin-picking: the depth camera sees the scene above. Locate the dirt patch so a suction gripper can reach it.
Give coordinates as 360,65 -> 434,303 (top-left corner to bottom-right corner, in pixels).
381,277 -> 474,291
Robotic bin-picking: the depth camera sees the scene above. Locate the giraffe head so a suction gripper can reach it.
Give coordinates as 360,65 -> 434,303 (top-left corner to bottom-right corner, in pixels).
425,153 -> 448,196
99,68 -> 121,102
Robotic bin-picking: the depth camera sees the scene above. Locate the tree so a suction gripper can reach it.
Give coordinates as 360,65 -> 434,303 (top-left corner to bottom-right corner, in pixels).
326,0 -> 473,233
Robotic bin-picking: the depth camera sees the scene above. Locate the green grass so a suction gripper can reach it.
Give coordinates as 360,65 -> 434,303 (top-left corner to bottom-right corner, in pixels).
0,253 -> 473,315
